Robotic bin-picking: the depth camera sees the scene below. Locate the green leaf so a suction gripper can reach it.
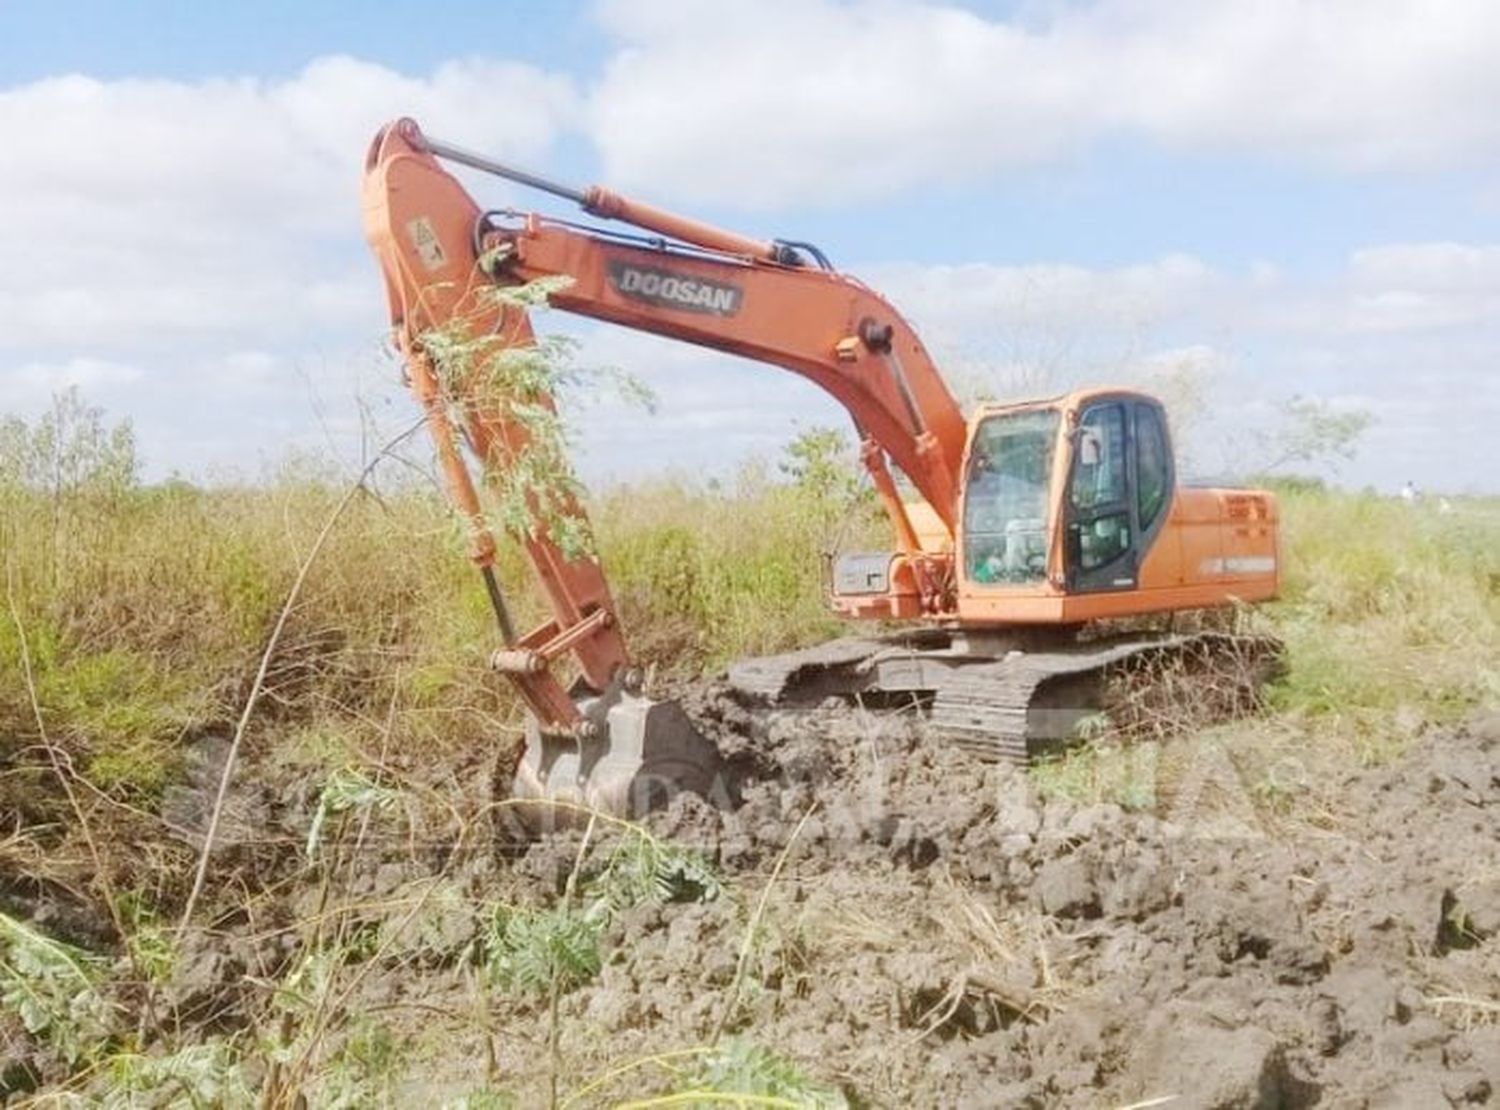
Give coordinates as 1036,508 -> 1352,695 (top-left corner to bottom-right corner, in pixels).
306,767 -> 399,860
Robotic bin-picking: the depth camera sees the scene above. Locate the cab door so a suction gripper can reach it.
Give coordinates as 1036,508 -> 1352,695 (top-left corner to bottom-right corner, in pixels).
1064,398 -> 1175,593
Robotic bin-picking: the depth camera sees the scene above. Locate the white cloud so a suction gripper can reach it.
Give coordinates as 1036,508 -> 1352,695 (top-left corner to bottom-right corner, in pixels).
0,22 -> 1495,495
586,0 -> 1500,206
1350,243 -> 1500,291
1338,243 -> 1500,332
869,254 -> 1219,338
6,57 -> 574,234
564,323 -> 846,480
869,241 -> 1500,353
0,56 -> 577,355
9,357 -> 144,409
0,55 -> 578,475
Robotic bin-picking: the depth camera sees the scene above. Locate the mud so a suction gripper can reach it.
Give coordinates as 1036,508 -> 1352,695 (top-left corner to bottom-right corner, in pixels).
518,698 -> 1500,1107
354,697 -> 1499,1106
7,699 -> 1499,1107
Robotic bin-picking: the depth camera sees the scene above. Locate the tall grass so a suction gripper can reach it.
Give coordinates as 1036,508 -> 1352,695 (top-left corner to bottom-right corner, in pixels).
594,468 -> 858,675
1267,484 -> 1500,756
3,399 -> 1495,815
2,467 -> 493,800
0,400 -> 857,815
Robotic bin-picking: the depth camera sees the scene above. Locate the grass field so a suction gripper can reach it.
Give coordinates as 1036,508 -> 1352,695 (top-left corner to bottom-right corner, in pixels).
2,395 -> 1497,1103
4,398 -> 1493,802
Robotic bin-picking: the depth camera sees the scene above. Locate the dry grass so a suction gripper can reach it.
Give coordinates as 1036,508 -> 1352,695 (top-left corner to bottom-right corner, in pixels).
1267,485 -> 1500,758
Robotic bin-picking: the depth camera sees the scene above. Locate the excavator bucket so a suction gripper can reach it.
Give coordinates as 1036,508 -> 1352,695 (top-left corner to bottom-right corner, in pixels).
501,679 -> 734,835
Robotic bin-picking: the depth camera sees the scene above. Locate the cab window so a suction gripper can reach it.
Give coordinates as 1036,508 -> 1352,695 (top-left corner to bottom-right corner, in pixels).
963,408 -> 1059,584
1070,405 -> 1130,570
1136,404 -> 1169,530
1071,405 -> 1126,509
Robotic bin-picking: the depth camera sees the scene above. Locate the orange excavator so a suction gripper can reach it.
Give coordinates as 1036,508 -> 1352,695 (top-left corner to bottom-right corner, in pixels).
362,118 -> 1280,820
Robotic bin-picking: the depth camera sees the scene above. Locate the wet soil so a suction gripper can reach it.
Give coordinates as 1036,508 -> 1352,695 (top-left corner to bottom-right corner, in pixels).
6,698 -> 1499,1107
529,697 -> 1500,1107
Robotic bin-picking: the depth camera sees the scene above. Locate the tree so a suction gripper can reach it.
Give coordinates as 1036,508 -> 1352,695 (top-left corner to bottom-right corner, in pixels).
1255,395 -> 1374,475
777,424 -> 881,545
778,425 -> 861,504
0,387 -> 138,497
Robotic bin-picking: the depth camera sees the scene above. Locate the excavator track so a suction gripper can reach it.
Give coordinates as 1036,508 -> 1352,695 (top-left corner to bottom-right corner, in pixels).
728,629 -> 1283,762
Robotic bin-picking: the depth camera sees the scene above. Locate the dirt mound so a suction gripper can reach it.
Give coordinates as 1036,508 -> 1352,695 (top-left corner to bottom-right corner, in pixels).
8,699 -> 1498,1106
532,696 -> 1500,1106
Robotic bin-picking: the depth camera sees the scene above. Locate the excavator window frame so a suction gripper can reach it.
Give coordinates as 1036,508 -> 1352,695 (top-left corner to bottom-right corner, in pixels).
1135,402 -> 1173,531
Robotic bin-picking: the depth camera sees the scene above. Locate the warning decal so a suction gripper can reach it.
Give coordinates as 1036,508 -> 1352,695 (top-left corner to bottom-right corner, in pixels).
406,217 -> 447,272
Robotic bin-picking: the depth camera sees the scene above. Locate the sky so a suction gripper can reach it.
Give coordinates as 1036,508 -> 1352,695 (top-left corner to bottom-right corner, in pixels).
2,0 -> 1498,493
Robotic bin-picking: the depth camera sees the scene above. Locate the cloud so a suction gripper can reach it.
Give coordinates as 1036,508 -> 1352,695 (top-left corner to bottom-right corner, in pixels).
563,323 -> 846,480
0,23 -> 1495,495
10,357 -> 144,410
870,241 -> 1500,351
0,55 -> 578,476
869,254 -> 1220,338
1341,243 -> 1500,332
6,57 -> 574,234
0,56 -> 577,355
585,0 -> 1500,207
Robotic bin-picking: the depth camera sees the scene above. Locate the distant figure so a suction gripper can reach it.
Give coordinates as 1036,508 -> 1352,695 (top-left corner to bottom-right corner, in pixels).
1400,480 -> 1420,505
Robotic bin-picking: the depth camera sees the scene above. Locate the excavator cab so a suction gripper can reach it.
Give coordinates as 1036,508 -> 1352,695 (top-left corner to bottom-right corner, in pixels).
962,390 -> 1179,598
831,386 -> 1275,626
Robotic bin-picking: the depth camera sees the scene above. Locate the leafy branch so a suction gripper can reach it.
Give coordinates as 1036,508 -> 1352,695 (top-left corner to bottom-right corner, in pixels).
0,911 -> 115,1065
106,1040 -> 253,1109
418,277 -> 654,563
1255,395 -> 1374,475
587,826 -> 721,918
479,821 -> 720,998
305,767 -> 399,861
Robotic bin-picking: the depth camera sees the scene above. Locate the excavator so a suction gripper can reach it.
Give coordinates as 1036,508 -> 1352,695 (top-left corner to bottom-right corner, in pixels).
361,118 -> 1281,823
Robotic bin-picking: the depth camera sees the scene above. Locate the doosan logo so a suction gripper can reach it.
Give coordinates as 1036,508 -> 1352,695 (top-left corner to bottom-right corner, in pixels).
607,261 -> 743,316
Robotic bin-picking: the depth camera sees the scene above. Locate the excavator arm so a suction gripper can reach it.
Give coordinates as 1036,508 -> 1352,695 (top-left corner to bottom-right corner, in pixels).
362,117 -> 967,738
